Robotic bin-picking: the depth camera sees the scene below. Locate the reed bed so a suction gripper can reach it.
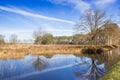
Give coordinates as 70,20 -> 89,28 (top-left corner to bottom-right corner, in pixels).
0,44 -> 116,59
0,44 -> 82,59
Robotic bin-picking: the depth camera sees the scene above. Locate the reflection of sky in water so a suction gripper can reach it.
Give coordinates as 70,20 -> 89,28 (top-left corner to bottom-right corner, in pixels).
40,54 -> 91,68
0,48 -> 120,80
0,54 -> 108,80
0,58 -> 35,79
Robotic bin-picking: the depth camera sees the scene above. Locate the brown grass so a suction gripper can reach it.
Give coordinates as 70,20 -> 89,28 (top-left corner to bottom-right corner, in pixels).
0,44 -> 82,59
0,44 -> 116,59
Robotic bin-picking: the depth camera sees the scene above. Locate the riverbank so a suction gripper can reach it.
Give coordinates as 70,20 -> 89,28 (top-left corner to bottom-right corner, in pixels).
102,58 -> 120,80
0,44 -> 82,59
0,44 -> 117,59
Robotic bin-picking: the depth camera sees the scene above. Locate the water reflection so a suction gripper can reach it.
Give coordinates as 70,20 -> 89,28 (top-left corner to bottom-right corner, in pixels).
33,56 -> 48,71
0,48 -> 119,80
74,59 -> 106,80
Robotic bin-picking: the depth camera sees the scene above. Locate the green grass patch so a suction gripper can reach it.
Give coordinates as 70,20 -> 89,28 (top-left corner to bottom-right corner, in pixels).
102,58 -> 120,80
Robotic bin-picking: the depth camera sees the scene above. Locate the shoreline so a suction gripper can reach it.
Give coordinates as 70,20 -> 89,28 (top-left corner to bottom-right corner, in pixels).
0,44 -> 118,59
0,44 -> 82,59
102,58 -> 120,80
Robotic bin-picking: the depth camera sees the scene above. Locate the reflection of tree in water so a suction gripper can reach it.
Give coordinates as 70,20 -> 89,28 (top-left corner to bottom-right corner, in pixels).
33,56 -> 48,71
104,48 -> 120,69
87,60 -> 106,80
74,48 -> 120,80
74,54 -> 107,80
0,61 -> 17,79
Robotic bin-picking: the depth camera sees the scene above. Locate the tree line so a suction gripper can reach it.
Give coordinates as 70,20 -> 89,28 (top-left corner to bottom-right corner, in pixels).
33,10 -> 120,45
75,10 -> 120,45
0,10 -> 120,45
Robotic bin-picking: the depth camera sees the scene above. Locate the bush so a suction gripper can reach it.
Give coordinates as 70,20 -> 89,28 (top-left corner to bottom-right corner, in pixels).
41,33 -> 53,44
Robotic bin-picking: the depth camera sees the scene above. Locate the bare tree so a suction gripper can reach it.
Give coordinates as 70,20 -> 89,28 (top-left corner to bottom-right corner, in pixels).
104,23 -> 120,45
76,10 -> 110,45
9,34 -> 17,44
0,34 -> 5,44
33,27 -> 46,44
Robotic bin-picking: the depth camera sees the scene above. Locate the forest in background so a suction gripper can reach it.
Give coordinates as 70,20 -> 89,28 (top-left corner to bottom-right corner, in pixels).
0,10 -> 120,46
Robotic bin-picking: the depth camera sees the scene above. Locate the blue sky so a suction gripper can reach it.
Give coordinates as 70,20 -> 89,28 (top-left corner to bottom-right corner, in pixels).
0,0 -> 119,41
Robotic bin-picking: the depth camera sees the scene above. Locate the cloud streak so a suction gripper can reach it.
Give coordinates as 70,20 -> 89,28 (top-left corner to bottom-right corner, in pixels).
94,0 -> 116,6
0,6 -> 75,24
47,29 -> 73,32
48,0 -> 91,13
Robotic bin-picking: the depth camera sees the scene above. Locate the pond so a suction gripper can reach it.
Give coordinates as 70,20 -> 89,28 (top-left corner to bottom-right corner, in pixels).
0,48 -> 120,80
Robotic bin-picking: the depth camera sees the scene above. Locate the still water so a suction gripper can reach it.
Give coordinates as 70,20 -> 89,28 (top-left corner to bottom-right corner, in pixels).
0,48 -> 120,80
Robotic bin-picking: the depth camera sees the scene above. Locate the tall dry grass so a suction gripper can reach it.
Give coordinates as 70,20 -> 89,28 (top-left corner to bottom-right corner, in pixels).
0,44 -> 116,59
0,44 -> 82,59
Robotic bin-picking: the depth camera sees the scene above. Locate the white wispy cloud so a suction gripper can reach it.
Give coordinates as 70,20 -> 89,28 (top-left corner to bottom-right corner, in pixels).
94,0 -> 116,6
0,29 -> 33,39
48,0 -> 91,13
0,29 -> 33,34
47,29 -> 73,32
0,6 -> 75,24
